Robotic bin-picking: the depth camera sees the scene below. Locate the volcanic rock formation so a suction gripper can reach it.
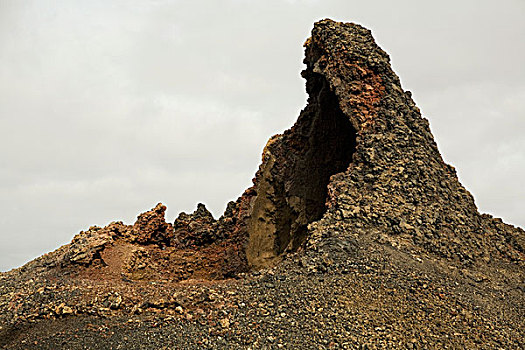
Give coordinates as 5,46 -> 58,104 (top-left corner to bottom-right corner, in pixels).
242,20 -> 524,268
1,19 -> 524,349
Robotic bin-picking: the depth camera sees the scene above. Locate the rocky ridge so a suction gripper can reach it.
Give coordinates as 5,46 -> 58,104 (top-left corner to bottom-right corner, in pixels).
1,19 -> 524,349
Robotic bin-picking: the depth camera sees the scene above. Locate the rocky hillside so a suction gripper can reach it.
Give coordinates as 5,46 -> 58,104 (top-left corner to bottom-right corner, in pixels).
1,19 -> 524,349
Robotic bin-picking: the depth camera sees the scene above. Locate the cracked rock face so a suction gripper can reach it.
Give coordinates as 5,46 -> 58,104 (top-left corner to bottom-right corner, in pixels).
244,61 -> 357,267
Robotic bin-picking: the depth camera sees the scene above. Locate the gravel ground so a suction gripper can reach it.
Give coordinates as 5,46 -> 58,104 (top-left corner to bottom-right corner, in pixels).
2,235 -> 524,349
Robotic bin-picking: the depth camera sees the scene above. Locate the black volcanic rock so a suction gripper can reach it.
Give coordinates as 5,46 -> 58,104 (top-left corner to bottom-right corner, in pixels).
0,19 -> 523,349
173,203 -> 220,247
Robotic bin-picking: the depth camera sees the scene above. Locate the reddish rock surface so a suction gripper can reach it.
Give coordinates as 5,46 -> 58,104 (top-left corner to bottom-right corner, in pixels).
132,203 -> 173,246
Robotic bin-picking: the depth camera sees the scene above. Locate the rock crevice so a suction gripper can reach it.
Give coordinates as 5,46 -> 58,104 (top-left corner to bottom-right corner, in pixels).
245,69 -> 357,267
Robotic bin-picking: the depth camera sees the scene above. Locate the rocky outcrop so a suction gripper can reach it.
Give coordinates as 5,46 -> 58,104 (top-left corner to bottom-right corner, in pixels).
131,203 -> 173,246
57,204 -> 173,269
237,20 -> 524,269
173,203 -> 219,247
11,19 -> 525,277
44,201 -> 247,281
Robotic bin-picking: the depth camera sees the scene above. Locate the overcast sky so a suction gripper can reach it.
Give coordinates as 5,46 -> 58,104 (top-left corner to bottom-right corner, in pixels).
1,0 -> 524,272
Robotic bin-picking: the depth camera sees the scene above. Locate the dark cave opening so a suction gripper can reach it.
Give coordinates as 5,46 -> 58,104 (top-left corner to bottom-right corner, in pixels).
246,71 -> 357,267
281,72 -> 357,250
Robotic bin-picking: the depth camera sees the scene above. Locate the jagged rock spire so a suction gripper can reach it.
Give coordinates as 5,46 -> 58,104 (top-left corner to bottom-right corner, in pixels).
243,19 -> 524,267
